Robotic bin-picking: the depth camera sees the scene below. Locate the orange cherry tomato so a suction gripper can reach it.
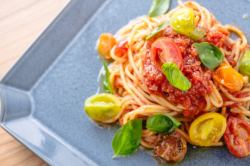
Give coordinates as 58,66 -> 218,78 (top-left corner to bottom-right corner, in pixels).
97,33 -> 117,59
224,116 -> 250,158
213,63 -> 244,92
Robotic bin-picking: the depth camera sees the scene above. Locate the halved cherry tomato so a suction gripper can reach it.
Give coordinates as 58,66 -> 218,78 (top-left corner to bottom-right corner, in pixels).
170,8 -> 195,36
224,116 -> 250,158
189,112 -> 227,146
154,132 -> 187,163
170,8 -> 205,40
213,63 -> 244,92
114,40 -> 128,57
97,33 -> 117,59
151,37 -> 183,69
84,93 -> 121,123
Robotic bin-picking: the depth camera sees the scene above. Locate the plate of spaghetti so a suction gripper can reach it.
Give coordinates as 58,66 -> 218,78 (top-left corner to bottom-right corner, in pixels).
84,0 -> 250,164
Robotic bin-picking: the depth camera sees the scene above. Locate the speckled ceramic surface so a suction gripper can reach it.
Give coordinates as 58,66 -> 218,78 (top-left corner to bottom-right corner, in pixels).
1,0 -> 250,165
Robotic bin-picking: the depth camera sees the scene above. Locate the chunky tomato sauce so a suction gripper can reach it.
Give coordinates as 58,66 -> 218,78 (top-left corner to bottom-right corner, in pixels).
143,26 -> 213,117
206,29 -> 236,66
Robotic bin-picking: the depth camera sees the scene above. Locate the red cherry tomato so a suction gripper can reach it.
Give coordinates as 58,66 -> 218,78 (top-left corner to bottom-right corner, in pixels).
151,37 -> 183,69
114,41 -> 128,57
224,116 -> 250,158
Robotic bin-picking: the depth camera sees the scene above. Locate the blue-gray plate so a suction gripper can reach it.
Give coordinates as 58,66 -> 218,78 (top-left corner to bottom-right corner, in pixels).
1,0 -> 250,165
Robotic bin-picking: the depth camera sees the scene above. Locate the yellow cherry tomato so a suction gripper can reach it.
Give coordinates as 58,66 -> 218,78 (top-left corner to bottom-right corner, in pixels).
189,112 -> 226,147
97,33 -> 117,59
170,8 -> 195,36
84,93 -> 121,123
213,63 -> 244,92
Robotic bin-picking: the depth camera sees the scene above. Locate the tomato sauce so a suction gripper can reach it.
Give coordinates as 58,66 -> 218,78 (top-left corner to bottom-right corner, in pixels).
143,26 -> 212,117
206,30 -> 236,66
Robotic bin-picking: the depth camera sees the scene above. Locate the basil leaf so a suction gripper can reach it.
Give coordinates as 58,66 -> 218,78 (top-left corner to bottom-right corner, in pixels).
146,21 -> 169,40
149,0 -> 171,17
168,115 -> 181,132
146,114 -> 181,133
112,119 -> 142,157
193,42 -> 224,70
146,114 -> 173,133
161,63 -> 191,91
102,61 -> 113,93
239,49 -> 250,78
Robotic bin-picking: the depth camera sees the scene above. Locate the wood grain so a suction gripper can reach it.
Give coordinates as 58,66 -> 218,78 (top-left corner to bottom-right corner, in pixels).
0,0 -> 70,165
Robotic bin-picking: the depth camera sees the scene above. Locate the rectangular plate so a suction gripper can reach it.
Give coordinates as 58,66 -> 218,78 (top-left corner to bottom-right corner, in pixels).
1,0 -> 250,165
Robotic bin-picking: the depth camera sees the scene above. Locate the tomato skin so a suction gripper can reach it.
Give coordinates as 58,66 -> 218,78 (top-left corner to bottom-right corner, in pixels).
189,112 -> 227,146
84,93 -> 121,123
114,41 -> 128,57
151,37 -> 183,69
153,132 -> 187,163
213,63 -> 244,92
170,8 -> 195,36
224,116 -> 250,158
97,33 -> 117,59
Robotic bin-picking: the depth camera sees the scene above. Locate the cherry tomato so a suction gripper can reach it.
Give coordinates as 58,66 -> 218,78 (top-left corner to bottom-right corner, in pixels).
154,132 -> 187,163
97,33 -> 117,59
84,93 -> 121,123
151,37 -> 183,68
142,130 -> 162,148
239,49 -> 250,79
114,41 -> 128,57
189,112 -> 226,146
170,8 -> 195,36
213,63 -> 244,92
224,116 -> 250,158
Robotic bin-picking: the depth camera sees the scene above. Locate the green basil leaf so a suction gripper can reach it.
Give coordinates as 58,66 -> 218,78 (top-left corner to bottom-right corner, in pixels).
193,42 -> 224,70
146,114 -> 181,133
146,114 -> 173,133
146,22 -> 169,40
161,63 -> 191,91
148,0 -> 171,17
239,49 -> 250,78
168,115 -> 181,132
112,119 -> 142,157
103,61 -> 113,93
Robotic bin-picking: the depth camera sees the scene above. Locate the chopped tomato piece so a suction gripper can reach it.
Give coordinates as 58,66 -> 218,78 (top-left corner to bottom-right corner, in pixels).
114,41 -> 128,57
224,116 -> 250,158
151,37 -> 183,69
154,132 -> 187,163
206,31 -> 227,48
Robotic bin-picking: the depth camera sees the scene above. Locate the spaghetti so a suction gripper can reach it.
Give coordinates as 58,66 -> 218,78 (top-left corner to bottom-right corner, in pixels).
110,0 -> 249,140
85,0 -> 250,163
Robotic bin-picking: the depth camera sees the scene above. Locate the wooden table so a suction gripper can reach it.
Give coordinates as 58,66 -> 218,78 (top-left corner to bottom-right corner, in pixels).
0,0 -> 70,165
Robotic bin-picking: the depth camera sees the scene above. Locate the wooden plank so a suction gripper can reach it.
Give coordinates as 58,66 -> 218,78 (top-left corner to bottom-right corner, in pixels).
0,0 -> 70,165
0,145 -> 26,161
16,155 -> 44,166
1,149 -> 34,166
0,134 -> 15,146
0,0 -> 70,79
0,140 -> 23,155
